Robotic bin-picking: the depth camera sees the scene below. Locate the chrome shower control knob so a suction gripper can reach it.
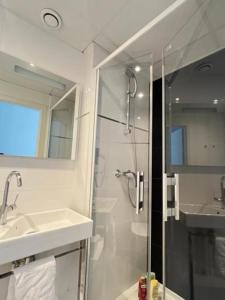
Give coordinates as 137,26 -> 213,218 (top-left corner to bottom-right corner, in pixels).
115,169 -> 122,177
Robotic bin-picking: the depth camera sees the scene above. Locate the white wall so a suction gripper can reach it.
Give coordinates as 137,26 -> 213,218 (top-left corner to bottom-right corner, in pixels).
71,43 -> 108,217
0,6 -> 97,300
174,111 -> 225,166
0,7 -> 85,83
87,57 -> 150,299
180,173 -> 223,207
0,5 -> 85,217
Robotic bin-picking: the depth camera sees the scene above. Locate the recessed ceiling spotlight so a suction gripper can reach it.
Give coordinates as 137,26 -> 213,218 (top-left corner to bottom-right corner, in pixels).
137,116 -> 141,120
134,65 -> 141,72
29,63 -> 35,67
137,92 -> 144,99
41,9 -> 62,30
165,44 -> 172,52
213,99 -> 219,104
175,97 -> 180,103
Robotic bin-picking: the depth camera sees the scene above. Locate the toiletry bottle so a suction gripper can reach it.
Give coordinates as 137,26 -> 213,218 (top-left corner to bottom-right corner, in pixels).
138,276 -> 147,300
150,279 -> 159,300
149,272 -> 155,280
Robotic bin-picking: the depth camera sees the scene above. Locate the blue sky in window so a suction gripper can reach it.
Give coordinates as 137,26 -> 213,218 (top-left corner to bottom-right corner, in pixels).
0,101 -> 41,157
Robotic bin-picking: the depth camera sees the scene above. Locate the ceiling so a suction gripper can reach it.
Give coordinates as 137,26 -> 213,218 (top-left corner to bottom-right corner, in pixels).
100,0 -> 225,79
168,47 -> 225,107
0,0 -> 176,53
1,0 -> 225,80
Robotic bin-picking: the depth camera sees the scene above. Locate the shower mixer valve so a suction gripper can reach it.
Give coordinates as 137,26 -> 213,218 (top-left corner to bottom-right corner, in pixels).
115,169 -> 144,215
115,169 -> 136,184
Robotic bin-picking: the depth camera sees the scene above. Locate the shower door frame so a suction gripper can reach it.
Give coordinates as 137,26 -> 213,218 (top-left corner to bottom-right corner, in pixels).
82,3 -> 188,299
83,59 -> 153,299
162,54 -> 186,300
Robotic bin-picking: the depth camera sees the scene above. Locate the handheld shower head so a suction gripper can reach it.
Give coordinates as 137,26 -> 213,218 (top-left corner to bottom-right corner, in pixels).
125,67 -> 135,79
125,67 -> 137,98
124,66 -> 138,135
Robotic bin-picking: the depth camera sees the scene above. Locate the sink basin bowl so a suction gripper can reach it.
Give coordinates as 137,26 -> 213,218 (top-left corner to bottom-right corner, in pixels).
0,208 -> 93,265
180,204 -> 225,229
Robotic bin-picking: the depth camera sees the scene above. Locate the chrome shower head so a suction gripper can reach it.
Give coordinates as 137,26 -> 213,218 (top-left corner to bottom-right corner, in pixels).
125,67 -> 135,79
125,67 -> 137,98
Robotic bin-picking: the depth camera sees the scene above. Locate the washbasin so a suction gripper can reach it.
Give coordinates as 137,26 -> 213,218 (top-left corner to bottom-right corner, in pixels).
0,208 -> 93,265
0,216 -> 37,240
180,204 -> 225,229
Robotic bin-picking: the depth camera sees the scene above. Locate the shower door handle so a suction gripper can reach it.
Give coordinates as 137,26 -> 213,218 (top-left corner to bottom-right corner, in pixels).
136,171 -> 144,215
163,173 -> 180,221
174,174 -> 180,220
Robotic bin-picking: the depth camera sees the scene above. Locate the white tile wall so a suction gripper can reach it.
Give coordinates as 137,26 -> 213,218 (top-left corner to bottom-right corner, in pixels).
0,7 -> 106,298
180,173 -> 223,206
88,117 -> 149,300
72,43 -> 108,217
0,7 -> 101,300
174,112 -> 225,166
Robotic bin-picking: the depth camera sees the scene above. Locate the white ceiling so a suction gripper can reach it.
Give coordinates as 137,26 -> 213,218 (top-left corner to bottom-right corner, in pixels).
106,0 -> 225,79
0,0 -> 176,52
1,0 -> 225,81
168,48 -> 225,105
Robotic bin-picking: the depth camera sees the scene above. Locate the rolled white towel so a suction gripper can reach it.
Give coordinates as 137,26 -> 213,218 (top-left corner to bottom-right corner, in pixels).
7,256 -> 57,300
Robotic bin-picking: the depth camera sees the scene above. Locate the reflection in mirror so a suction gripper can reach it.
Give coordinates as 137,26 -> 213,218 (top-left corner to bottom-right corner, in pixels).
0,52 -> 77,160
48,89 -> 76,159
166,48 -> 225,170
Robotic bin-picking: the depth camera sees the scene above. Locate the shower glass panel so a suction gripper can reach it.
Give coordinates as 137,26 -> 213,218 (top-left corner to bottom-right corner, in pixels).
88,52 -> 153,299
163,0 -> 225,299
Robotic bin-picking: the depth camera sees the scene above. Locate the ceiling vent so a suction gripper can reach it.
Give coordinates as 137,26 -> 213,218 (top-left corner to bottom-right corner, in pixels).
40,9 -> 62,30
195,62 -> 213,72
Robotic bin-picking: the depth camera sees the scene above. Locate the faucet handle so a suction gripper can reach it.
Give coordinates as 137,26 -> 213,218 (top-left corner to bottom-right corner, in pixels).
8,193 -> 19,211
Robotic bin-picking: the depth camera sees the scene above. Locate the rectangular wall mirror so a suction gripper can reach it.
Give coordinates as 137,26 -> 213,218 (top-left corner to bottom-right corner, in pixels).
0,51 -> 78,160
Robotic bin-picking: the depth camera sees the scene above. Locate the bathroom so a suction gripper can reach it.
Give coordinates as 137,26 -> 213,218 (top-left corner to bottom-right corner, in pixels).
0,0 -> 224,299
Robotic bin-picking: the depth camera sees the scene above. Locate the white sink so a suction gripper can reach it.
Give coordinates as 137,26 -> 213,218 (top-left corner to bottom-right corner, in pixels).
180,204 -> 225,228
0,208 -> 93,265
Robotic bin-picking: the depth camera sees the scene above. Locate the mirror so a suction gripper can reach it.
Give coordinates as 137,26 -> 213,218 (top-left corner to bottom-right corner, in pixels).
0,51 -> 78,160
48,89 -> 76,160
166,48 -> 225,171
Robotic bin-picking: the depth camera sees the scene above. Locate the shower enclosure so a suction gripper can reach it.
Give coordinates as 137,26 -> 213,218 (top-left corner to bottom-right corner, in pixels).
87,50 -> 153,299
163,0 -> 225,299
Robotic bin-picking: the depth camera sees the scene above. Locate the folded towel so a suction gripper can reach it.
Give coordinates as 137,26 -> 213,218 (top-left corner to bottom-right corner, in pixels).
7,256 -> 57,300
215,237 -> 225,276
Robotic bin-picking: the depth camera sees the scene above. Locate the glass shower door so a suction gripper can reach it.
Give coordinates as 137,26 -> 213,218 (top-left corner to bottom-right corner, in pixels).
88,53 -> 153,299
163,0 -> 225,299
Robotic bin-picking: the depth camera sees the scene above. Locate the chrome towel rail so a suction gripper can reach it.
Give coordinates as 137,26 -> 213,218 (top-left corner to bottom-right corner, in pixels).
0,246 -> 83,279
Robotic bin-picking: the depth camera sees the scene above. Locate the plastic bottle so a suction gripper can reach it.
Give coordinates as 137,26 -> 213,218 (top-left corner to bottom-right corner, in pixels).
150,279 -> 159,300
138,276 -> 147,300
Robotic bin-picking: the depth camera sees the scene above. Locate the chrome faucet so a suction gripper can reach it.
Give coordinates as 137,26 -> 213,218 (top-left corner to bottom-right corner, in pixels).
214,175 -> 225,206
0,171 -> 22,225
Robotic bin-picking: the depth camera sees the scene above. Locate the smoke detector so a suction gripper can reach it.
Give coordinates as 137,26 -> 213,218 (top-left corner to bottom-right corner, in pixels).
41,9 -> 62,29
